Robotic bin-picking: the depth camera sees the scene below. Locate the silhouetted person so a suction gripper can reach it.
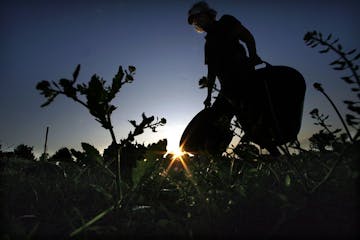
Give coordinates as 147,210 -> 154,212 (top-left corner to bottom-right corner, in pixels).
185,2 -> 263,154
183,2 -> 306,156
188,1 -> 262,115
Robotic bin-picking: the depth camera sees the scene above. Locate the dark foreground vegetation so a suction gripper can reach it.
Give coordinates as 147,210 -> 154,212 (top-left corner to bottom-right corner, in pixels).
0,139 -> 359,239
0,31 -> 359,239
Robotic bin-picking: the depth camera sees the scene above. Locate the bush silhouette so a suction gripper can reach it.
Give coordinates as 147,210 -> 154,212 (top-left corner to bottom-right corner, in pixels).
13,144 -> 35,161
49,147 -> 73,163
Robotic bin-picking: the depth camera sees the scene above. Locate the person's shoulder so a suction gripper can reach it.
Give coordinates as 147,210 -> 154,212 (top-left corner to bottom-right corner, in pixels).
219,14 -> 242,25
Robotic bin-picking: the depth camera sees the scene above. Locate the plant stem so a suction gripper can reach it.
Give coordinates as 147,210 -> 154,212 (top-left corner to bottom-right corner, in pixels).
105,113 -> 123,207
115,146 -> 122,208
106,113 -> 117,144
43,126 -> 49,161
319,90 -> 354,142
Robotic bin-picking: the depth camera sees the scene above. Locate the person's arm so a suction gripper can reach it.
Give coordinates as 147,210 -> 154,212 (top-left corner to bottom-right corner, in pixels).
204,66 -> 216,108
234,21 -> 262,66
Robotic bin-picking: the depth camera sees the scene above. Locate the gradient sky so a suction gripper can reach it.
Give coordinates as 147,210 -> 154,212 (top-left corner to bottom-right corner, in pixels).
1,0 -> 359,156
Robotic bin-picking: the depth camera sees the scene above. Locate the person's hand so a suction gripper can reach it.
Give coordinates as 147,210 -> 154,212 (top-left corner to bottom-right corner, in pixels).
248,54 -> 263,67
204,96 -> 211,108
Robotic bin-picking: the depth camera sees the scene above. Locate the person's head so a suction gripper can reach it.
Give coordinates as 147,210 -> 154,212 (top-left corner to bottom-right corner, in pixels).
188,1 -> 217,33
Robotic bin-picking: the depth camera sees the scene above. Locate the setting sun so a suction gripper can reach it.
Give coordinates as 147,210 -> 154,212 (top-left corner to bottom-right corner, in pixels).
163,123 -> 186,154
164,146 -> 192,177
169,146 -> 186,159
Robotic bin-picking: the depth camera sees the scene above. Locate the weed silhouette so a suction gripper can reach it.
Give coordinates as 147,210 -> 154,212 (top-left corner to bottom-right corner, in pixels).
36,64 -> 166,205
304,31 -> 360,141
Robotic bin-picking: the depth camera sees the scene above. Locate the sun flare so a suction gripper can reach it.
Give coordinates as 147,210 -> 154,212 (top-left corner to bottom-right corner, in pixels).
170,147 -> 186,159
164,146 -> 192,177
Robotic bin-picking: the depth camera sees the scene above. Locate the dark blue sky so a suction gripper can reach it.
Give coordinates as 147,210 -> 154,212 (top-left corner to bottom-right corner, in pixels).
1,0 -> 359,156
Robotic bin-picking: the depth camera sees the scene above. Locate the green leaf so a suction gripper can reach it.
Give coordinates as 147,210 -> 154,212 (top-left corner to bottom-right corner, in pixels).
199,76 -> 208,88
341,77 -> 355,84
285,174 -> 291,187
333,128 -> 341,134
303,32 -> 311,41
319,48 -> 330,54
36,80 -> 50,90
133,127 -> 144,136
109,104 -> 117,113
132,159 -> 151,187
305,40 -> 314,46
142,113 -> 154,125
59,78 -> 71,88
72,64 -> 81,82
40,93 -> 58,107
160,118 -> 167,124
330,60 -> 341,65
347,49 -> 356,55
346,114 -> 359,125
129,120 -> 137,127
353,53 -> 360,60
248,168 -> 258,174
76,83 -> 87,94
125,74 -> 134,82
331,38 -> 339,44
128,65 -> 136,74
333,66 -> 345,70
70,204 -> 115,237
111,66 -> 124,96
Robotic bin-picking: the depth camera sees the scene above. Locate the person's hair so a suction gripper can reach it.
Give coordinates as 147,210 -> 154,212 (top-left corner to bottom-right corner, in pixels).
188,1 -> 217,25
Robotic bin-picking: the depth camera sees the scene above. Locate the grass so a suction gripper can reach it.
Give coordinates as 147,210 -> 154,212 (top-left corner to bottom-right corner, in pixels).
1,140 -> 359,239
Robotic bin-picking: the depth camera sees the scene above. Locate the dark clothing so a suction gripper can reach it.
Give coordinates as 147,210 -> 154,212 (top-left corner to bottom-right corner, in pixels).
205,15 -> 248,70
205,15 -> 253,118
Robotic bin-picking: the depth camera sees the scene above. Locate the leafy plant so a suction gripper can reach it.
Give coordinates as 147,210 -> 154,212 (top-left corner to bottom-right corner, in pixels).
308,108 -> 343,151
36,65 -> 166,206
304,31 -> 360,141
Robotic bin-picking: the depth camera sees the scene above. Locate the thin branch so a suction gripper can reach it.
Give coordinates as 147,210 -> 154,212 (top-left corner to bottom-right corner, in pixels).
318,88 -> 354,142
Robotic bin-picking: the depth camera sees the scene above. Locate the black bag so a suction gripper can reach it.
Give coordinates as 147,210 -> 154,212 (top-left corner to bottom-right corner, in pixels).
180,63 -> 306,154
180,107 -> 233,155
237,64 -> 306,147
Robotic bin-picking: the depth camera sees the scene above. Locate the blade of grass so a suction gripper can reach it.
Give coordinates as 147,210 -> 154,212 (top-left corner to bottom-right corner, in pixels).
69,202 -> 119,237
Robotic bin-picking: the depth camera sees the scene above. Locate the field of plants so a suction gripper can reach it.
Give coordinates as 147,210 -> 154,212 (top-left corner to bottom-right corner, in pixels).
0,31 -> 359,239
